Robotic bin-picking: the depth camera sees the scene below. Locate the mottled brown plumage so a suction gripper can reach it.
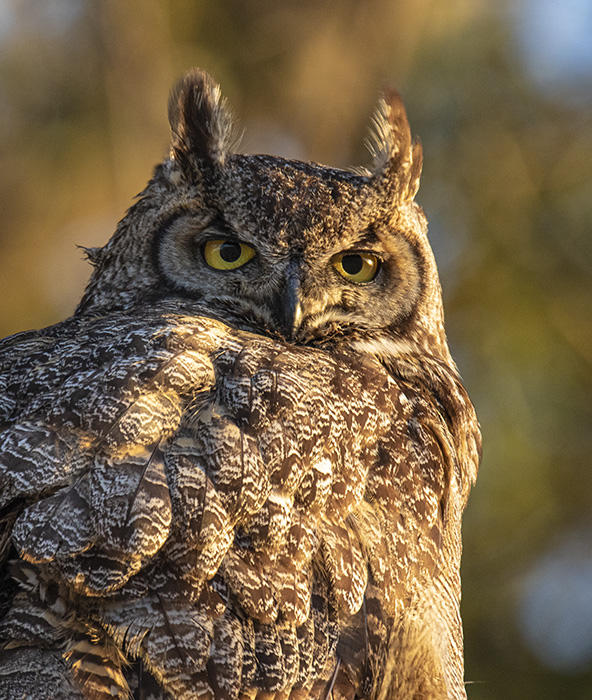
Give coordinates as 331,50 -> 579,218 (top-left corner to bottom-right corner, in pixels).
0,69 -> 480,699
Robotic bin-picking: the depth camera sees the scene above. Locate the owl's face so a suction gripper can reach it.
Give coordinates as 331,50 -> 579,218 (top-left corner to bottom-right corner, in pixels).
156,155 -> 425,347
79,71 -> 448,359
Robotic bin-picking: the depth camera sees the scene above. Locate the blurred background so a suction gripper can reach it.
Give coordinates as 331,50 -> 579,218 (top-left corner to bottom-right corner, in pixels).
0,0 -> 590,696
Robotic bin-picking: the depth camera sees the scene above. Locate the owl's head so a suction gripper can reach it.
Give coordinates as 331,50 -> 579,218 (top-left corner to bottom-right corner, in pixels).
78,70 -> 450,361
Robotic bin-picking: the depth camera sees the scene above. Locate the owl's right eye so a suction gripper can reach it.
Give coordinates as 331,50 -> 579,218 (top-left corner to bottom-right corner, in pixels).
332,251 -> 380,284
202,239 -> 256,270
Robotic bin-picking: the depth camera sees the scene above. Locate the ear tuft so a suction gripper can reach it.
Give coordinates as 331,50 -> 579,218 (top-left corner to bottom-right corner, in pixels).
168,69 -> 238,172
406,139 -> 423,200
365,90 -> 422,201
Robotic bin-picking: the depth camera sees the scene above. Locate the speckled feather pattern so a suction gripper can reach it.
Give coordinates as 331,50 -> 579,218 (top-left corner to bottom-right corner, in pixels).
0,69 -> 480,699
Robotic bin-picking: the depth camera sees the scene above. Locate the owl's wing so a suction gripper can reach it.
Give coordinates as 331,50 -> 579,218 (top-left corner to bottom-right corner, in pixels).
0,306 -> 478,699
0,309 -> 222,697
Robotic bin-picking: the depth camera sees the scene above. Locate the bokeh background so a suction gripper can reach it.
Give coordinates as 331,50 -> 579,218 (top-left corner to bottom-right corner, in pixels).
0,1 -> 590,696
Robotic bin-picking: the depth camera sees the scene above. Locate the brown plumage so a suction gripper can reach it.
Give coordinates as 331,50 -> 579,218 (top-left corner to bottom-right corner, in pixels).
0,69 -> 480,699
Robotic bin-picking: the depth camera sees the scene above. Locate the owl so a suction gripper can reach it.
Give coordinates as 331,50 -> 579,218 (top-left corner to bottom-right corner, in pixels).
0,70 -> 480,699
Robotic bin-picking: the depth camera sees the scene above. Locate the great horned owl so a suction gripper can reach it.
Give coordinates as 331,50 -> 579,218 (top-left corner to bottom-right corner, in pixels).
0,70 -> 480,699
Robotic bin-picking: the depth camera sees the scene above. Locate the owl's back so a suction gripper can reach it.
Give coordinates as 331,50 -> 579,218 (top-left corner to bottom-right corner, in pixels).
0,301 -> 476,698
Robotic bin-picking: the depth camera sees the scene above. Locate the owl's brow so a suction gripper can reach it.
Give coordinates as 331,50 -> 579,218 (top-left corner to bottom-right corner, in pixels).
203,214 -> 237,238
344,227 -> 382,250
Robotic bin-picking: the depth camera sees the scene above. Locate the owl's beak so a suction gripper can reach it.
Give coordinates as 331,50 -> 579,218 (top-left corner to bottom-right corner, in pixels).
278,265 -> 304,340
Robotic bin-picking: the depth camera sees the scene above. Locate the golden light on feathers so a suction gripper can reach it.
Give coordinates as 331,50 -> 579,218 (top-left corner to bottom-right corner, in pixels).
0,69 -> 480,699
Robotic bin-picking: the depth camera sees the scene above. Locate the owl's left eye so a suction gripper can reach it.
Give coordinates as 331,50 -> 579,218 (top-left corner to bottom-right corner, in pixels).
202,239 -> 256,270
332,252 -> 380,283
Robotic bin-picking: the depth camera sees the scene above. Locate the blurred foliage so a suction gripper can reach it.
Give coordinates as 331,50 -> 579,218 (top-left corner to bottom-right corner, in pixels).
0,1 -> 590,697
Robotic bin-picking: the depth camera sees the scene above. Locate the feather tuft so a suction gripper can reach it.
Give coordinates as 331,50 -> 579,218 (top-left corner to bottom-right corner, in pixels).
365,90 -> 423,201
168,68 -> 239,173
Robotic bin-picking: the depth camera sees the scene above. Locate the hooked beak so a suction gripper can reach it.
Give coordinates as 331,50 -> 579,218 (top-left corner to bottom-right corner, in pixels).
278,263 -> 304,340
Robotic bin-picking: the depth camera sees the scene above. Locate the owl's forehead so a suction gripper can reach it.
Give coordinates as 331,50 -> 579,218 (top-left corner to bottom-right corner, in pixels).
220,154 -> 380,250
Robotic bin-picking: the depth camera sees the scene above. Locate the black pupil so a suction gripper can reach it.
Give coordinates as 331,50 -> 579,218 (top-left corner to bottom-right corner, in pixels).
341,254 -> 364,275
219,241 -> 242,262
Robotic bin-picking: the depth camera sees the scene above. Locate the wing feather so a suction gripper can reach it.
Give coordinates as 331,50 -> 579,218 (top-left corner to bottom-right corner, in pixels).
0,305 -> 480,699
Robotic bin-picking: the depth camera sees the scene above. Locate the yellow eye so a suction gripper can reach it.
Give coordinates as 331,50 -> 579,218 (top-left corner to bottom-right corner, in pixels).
202,239 -> 255,270
332,252 -> 380,283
